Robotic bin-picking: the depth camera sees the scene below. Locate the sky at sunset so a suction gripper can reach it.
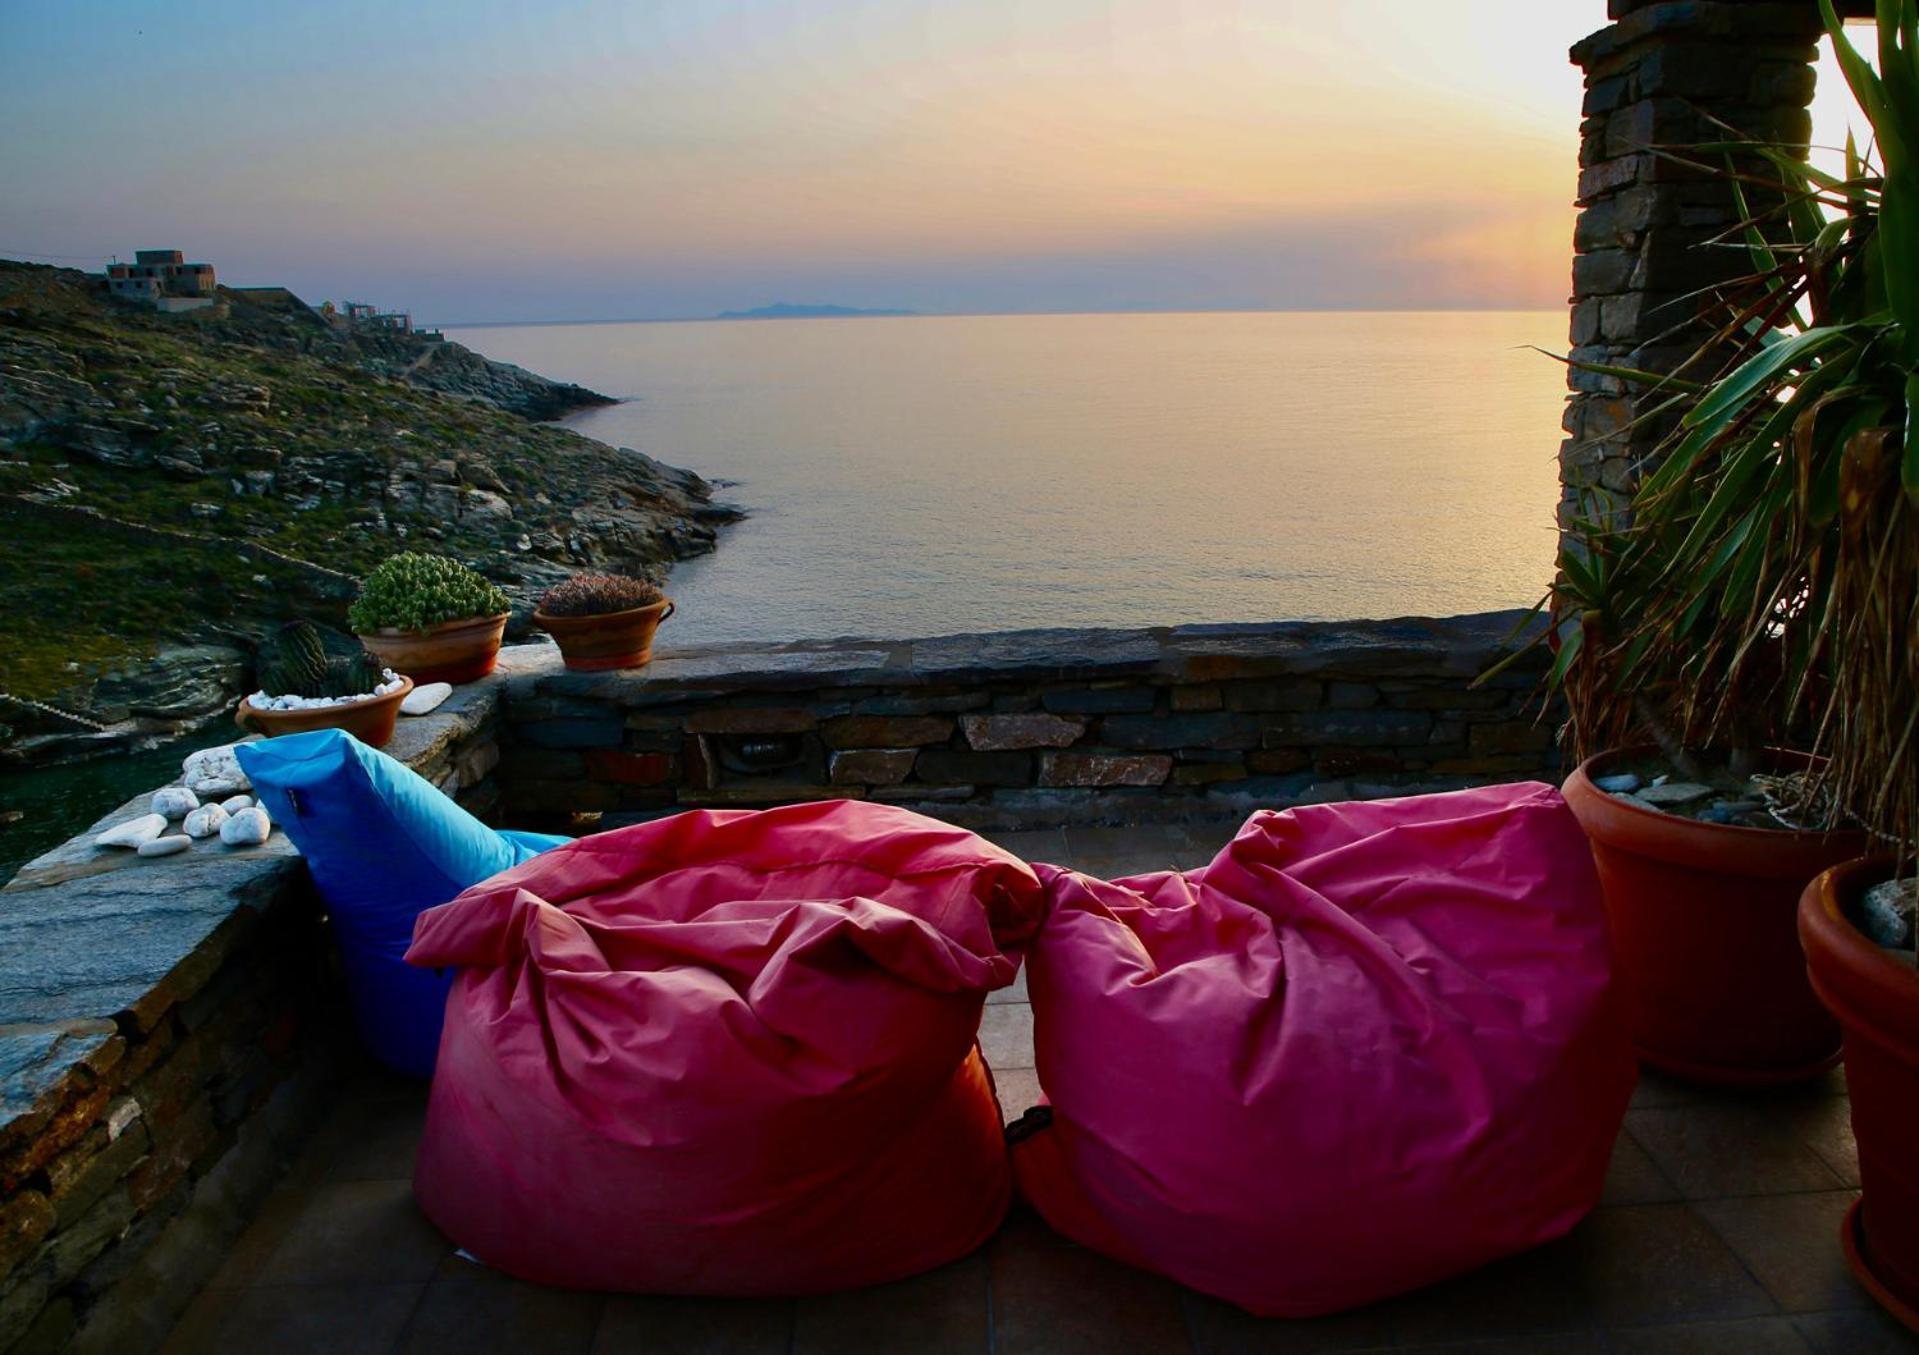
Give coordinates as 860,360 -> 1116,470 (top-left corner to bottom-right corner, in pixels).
0,2 -> 1871,324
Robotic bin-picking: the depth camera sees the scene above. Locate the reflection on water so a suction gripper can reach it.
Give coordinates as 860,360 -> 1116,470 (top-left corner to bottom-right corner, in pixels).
0,742 -> 195,884
453,310 -> 1568,646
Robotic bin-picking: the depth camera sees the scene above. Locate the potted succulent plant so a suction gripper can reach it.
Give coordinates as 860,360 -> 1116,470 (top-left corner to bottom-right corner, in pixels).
348,552 -> 512,685
237,622 -> 413,748
1516,0 -> 1918,1328
533,571 -> 674,670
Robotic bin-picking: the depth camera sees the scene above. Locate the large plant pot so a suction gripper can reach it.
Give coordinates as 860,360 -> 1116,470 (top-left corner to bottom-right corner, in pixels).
1801,858 -> 1919,1334
235,677 -> 413,750
534,599 -> 674,671
357,613 -> 508,685
1563,748 -> 1866,1083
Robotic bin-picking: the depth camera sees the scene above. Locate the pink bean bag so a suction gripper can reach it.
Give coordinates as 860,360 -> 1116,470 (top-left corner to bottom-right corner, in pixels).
1012,782 -> 1635,1316
405,800 -> 1043,1294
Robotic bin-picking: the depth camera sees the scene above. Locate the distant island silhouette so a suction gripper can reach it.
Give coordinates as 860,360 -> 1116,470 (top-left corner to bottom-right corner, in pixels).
716,302 -> 918,320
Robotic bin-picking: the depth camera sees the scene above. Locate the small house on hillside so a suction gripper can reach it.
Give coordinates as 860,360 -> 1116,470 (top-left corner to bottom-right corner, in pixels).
102,249 -> 216,312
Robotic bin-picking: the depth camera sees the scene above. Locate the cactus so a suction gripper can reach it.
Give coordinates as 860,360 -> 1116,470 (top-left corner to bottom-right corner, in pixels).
338,651 -> 388,695
257,627 -> 391,699
260,622 -> 330,697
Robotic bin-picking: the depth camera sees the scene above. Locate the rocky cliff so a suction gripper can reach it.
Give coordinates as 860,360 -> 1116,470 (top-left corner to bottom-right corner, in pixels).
0,261 -> 740,765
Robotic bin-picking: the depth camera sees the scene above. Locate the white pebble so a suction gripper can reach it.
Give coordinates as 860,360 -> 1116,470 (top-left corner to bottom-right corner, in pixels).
96,813 -> 168,849
183,744 -> 251,797
401,682 -> 452,716
182,803 -> 229,839
150,786 -> 200,820
220,805 -> 272,847
137,835 -> 191,858
219,795 -> 253,813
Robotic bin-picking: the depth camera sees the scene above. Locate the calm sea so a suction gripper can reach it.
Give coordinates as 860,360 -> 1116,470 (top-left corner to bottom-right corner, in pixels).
449,311 -> 1568,645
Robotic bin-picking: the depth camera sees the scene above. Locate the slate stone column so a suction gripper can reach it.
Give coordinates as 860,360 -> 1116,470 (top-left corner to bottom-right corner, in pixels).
1562,0 -> 1825,542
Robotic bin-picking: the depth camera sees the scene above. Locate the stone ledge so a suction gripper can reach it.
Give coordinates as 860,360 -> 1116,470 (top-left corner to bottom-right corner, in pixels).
0,679 -> 508,1154
512,610 -> 1544,702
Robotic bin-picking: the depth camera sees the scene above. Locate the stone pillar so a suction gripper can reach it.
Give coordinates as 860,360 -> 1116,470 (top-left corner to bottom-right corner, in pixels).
1562,1 -> 1826,541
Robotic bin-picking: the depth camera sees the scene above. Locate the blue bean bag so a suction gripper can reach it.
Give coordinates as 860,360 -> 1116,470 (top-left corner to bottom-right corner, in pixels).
234,729 -> 569,1076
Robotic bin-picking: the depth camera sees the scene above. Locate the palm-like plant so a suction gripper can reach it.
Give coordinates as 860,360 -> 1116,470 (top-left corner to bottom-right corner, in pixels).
1543,0 -> 1919,862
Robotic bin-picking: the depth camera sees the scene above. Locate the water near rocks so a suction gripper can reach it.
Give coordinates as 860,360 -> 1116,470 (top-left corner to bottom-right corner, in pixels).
453,311 -> 1566,645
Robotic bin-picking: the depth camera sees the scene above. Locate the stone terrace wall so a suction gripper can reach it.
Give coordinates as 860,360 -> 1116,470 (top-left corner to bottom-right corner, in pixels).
0,683 -> 505,1355
499,611 -> 1556,832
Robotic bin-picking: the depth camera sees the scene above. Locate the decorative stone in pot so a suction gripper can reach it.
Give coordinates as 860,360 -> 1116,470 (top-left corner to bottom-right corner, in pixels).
237,676 -> 414,749
1800,857 -> 1919,1334
347,552 -> 514,686
532,572 -> 674,671
1563,747 -> 1867,1084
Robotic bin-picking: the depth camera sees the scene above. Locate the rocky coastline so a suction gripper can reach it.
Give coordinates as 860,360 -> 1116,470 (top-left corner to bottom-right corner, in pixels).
0,260 -> 742,769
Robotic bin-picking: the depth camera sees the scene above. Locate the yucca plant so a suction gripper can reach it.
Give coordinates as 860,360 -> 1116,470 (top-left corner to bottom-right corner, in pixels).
1539,0 -> 1919,863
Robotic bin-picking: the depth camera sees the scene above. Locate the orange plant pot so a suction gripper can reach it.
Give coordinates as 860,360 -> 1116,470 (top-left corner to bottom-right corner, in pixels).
1563,749 -> 1865,1083
1800,858 -> 1919,1334
357,613 -> 508,685
235,676 -> 414,750
534,599 -> 674,671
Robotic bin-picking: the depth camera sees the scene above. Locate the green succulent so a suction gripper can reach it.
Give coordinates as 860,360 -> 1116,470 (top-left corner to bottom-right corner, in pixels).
347,552 -> 510,633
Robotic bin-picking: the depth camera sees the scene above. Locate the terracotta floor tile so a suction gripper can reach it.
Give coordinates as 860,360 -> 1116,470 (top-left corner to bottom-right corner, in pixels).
1694,1191 -> 1868,1313
160,1281 -> 423,1354
984,828 -> 1070,866
1382,1234 -> 1590,1345
979,1001 -> 1035,1070
1625,1104 -> 1845,1199
1780,1096 -> 1861,1189
989,1240 -> 1192,1355
1793,1306 -> 1919,1354
1562,1204 -> 1773,1326
985,966 -> 1029,1005
254,1178 -> 450,1286
1609,1315 -> 1815,1354
1602,1127 -> 1681,1206
592,1294 -> 793,1355
1394,1336 -> 1607,1354
1182,1289 -> 1395,1354
993,1065 -> 1045,1124
791,1254 -> 988,1355
398,1278 -> 602,1354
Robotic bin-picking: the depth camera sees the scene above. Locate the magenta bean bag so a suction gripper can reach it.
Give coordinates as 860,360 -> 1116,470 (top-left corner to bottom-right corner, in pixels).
405,801 -> 1043,1295
1012,782 -> 1635,1316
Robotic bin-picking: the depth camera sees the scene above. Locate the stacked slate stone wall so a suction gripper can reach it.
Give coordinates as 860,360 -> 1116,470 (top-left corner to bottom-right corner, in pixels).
0,683 -> 506,1354
1564,0 -> 1825,535
499,613 -> 1556,832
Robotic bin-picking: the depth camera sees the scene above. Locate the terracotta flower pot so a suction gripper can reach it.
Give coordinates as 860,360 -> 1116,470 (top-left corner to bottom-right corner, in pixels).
235,677 -> 414,750
1563,748 -> 1866,1083
1800,857 -> 1919,1334
533,599 -> 674,671
356,613 -> 508,685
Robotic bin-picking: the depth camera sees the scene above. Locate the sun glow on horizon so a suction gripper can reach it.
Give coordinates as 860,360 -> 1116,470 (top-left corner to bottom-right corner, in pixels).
1,0 -> 1595,322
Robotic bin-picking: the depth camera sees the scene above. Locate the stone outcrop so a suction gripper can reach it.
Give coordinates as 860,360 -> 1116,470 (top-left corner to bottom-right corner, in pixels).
0,260 -> 741,758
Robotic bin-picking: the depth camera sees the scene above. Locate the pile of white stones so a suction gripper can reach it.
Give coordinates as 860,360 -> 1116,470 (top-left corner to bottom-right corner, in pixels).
94,743 -> 275,857
246,668 -> 406,712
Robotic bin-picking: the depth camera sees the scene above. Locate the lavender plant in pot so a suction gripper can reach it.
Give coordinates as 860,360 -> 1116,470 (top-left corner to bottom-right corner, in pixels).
1509,0 -> 1918,1325
533,571 -> 674,670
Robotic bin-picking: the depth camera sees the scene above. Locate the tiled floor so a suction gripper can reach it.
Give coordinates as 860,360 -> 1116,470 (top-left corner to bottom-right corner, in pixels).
162,821 -> 1919,1355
